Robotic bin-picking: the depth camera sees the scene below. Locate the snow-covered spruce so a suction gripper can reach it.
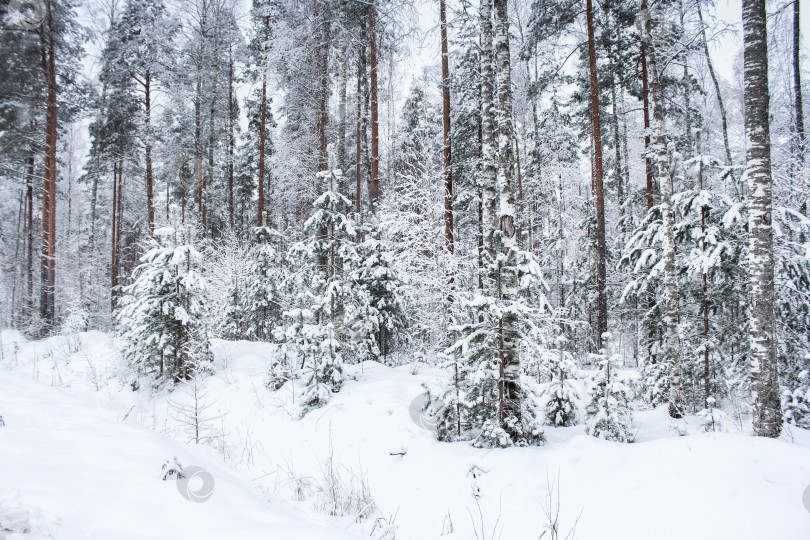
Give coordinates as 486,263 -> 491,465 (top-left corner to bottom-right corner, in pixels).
584,336 -> 636,443
118,213 -> 209,382
434,249 -> 548,447
540,349 -> 580,427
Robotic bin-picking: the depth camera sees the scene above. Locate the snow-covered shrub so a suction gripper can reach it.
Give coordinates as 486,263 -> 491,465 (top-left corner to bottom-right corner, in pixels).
697,396 -> 726,432
783,369 -> 810,429
60,303 -> 89,353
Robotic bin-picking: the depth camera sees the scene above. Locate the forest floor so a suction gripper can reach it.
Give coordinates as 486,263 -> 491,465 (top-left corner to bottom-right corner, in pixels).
1,329 -> 809,539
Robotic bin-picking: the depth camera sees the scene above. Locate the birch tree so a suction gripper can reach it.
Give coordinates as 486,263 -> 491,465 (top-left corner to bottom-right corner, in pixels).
637,4 -> 683,418
742,0 -> 782,438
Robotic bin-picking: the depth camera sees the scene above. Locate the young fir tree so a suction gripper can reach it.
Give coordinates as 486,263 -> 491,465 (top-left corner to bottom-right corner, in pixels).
118,210 -> 209,381
285,171 -> 355,411
435,247 -> 548,447
584,334 -> 635,442
345,234 -> 406,361
540,343 -> 580,427
243,225 -> 285,340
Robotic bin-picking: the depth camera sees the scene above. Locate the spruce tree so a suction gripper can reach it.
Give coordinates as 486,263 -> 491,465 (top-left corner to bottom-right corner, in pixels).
118,210 -> 208,381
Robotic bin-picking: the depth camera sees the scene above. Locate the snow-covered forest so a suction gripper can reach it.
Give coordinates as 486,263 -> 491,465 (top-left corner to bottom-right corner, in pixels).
1,0 -> 809,538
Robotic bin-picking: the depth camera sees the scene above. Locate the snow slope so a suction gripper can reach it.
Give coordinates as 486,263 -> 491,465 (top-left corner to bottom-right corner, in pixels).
1,330 -> 810,539
0,369 -> 365,539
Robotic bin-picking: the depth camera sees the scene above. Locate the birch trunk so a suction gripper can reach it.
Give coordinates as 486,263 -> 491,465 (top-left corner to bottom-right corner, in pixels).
494,0 -> 521,428
742,0 -> 782,437
794,0 -> 805,160
638,5 -> 683,418
480,0 -> 497,284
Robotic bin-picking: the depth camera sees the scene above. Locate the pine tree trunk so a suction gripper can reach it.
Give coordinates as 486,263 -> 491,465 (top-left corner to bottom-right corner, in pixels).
794,0 -> 805,161
698,133 -> 711,406
611,80 -> 625,233
111,161 -> 119,302
742,0 -> 782,438
494,0 -> 521,428
26,149 -> 34,318
638,5 -> 683,418
480,0 -> 497,281
195,73 -> 203,224
369,0 -> 380,212
440,0 -> 454,262
337,0 -> 348,194
228,49 -> 235,229
314,1 -> 330,276
258,19 -> 269,227
586,0 -> 607,348
145,70 -> 154,233
356,36 -> 365,215
39,3 -> 58,329
206,52 -> 219,238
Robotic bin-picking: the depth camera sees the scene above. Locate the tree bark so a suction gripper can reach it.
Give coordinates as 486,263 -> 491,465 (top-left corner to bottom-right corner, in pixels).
742,0 -> 782,437
145,70 -> 154,232
494,0 -> 521,429
356,35 -> 365,215
369,0 -> 380,212
440,0 -> 454,261
480,0 -> 498,279
228,47 -> 235,229
26,149 -> 35,318
640,38 -> 654,211
794,0 -> 805,160
258,18 -> 269,227
638,4 -> 683,418
337,0 -> 348,193
40,2 -> 58,329
586,0 -> 607,349
111,160 -> 119,301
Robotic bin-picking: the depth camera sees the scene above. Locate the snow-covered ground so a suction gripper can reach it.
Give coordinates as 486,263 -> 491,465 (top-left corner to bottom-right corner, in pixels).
1,330 -> 809,539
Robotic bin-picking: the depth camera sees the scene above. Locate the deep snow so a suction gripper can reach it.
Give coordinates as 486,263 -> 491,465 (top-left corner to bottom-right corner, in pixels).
1,330 -> 809,539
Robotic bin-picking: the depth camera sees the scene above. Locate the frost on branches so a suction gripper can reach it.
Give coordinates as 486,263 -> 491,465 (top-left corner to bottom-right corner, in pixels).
118,213 -> 210,382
